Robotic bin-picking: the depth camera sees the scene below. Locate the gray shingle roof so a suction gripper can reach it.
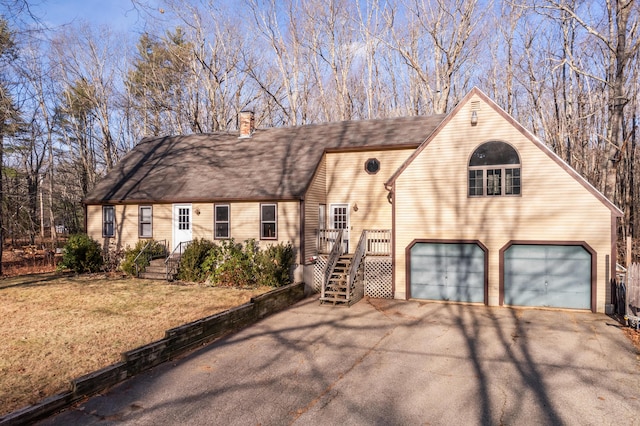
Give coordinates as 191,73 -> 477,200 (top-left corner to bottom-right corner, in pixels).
84,114 -> 446,204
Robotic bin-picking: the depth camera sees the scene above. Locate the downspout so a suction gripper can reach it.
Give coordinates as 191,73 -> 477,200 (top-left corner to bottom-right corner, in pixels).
384,182 -> 396,298
83,202 -> 88,234
300,198 -> 305,268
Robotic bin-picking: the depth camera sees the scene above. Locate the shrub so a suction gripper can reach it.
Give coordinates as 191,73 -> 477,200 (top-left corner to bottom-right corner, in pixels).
177,238 -> 215,282
57,234 -> 104,273
120,240 -> 167,276
257,242 -> 295,287
201,239 -> 295,288
202,239 -> 258,288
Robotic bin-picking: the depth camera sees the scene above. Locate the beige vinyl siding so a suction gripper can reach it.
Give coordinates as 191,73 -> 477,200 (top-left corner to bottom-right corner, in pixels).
88,201 -> 300,262
325,148 -> 414,251
192,203 -> 214,240
304,156 -> 327,263
224,201 -> 301,263
153,204 -> 173,247
86,204 -> 104,245
394,94 -> 614,312
86,204 -> 141,250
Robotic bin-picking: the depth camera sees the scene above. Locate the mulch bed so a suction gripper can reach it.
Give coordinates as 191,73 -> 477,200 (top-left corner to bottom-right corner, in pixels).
1,247 -> 60,277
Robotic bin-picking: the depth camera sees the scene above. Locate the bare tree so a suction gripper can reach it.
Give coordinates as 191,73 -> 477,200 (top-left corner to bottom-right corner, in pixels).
535,0 -> 640,200
386,0 -> 482,114
247,0 -> 310,126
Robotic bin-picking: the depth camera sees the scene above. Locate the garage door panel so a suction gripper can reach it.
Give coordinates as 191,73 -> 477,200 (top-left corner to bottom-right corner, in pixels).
410,243 -> 485,303
546,289 -> 590,309
411,282 -> 482,301
504,245 -> 591,309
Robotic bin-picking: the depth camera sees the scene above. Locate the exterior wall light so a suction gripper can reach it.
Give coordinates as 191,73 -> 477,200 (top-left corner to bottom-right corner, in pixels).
471,110 -> 478,126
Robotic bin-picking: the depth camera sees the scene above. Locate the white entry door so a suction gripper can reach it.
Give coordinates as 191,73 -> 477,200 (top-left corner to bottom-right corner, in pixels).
331,204 -> 349,253
173,204 -> 192,251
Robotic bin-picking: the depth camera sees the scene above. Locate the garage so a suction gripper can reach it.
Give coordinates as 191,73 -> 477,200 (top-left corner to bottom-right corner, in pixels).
503,244 -> 592,310
409,242 -> 486,303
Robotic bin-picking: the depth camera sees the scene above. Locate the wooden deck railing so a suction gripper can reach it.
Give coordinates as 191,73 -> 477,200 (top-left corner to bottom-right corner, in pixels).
365,230 -> 391,255
318,229 -> 341,254
318,229 -> 391,255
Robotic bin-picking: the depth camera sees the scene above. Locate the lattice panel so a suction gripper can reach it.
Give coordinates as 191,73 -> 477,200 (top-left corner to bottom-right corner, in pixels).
312,255 -> 328,293
365,256 -> 393,299
351,261 -> 365,304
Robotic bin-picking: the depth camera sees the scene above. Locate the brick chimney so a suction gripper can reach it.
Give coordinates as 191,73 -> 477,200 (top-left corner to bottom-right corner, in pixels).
239,110 -> 255,138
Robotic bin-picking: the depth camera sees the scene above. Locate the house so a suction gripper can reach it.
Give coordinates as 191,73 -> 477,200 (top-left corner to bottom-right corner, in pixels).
84,88 -> 622,313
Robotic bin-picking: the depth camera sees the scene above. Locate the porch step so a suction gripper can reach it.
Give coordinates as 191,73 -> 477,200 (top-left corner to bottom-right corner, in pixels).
139,271 -> 168,280
138,258 -> 169,280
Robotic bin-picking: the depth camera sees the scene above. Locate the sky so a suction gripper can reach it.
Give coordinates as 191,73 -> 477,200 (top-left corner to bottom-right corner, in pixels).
29,0 -> 149,33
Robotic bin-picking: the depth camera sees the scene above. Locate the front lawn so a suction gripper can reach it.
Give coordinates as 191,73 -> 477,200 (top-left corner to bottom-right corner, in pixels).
0,273 -> 270,416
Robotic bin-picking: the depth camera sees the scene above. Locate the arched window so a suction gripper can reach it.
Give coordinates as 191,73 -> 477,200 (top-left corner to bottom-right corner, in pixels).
468,141 -> 521,196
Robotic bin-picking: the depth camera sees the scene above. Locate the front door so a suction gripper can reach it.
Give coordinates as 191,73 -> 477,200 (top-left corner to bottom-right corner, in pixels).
331,204 -> 349,253
172,204 -> 192,251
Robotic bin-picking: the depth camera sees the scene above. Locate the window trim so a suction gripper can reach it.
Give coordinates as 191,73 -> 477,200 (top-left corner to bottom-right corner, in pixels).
214,204 -> 230,240
102,205 -> 115,238
139,205 -> 153,238
260,203 -> 278,240
468,141 -> 521,197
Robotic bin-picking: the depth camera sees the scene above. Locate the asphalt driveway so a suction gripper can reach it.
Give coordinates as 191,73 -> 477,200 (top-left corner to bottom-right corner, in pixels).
40,297 -> 640,425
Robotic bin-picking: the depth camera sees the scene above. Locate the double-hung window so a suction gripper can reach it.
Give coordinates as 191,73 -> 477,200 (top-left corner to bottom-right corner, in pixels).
468,141 -> 521,197
139,206 -> 152,238
261,204 -> 277,240
103,206 -> 115,237
215,204 -> 230,239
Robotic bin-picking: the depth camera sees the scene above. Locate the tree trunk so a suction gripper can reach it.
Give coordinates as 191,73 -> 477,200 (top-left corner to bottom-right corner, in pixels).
0,131 -> 3,275
602,0 -> 631,202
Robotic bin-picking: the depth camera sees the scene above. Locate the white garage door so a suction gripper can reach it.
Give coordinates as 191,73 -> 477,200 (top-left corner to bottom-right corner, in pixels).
504,245 -> 591,309
409,243 -> 485,303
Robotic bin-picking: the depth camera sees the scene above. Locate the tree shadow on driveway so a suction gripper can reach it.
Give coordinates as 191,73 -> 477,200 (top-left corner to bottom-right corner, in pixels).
40,297 -> 640,425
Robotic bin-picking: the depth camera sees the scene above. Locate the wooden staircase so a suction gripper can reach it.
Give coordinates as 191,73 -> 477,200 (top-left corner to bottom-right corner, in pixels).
320,254 -> 354,306
138,258 -> 170,281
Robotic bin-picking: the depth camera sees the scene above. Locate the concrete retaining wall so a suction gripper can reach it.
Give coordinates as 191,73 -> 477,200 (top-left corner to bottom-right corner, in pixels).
0,282 -> 306,426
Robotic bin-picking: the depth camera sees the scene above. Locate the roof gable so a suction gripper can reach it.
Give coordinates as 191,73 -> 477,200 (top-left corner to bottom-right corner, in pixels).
386,87 -> 622,217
